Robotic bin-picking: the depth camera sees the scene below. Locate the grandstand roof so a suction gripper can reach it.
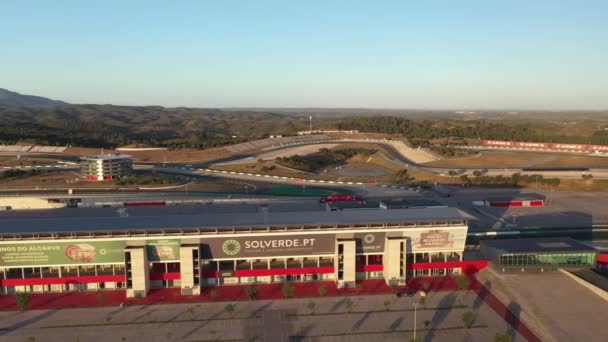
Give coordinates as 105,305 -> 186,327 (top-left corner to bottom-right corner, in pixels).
0,207 -> 471,235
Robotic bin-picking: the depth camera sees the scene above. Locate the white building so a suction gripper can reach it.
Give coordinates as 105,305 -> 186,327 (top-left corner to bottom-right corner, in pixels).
80,154 -> 132,181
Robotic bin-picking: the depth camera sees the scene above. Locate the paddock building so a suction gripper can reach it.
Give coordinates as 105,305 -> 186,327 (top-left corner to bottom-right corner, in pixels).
0,207 -> 474,298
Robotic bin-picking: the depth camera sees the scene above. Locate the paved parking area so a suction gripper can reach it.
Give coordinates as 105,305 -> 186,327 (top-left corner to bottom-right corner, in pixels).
477,269 -> 608,342
0,290 -> 524,342
436,187 -> 608,230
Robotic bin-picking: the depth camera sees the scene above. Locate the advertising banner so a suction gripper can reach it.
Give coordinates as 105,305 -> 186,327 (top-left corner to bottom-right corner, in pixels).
354,232 -> 385,253
0,241 -> 125,267
201,234 -> 336,259
146,239 -> 180,261
411,229 -> 466,251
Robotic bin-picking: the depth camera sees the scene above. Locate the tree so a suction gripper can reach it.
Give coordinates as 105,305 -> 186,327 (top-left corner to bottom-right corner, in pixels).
306,301 -> 316,314
15,292 -> 30,311
456,275 -> 470,292
224,303 -> 236,317
473,170 -> 482,177
494,332 -> 512,342
460,175 -> 471,185
462,310 -> 474,328
345,298 -> 354,313
282,283 -> 294,298
394,169 -> 411,184
246,286 -> 258,300
317,285 -> 328,297
383,299 -> 392,311
448,170 -> 457,184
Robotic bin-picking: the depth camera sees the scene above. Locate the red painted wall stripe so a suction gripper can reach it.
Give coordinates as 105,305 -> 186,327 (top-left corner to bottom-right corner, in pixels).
410,260 -> 488,272
356,264 -> 383,272
124,201 -> 166,207
149,272 -> 181,281
235,266 -> 334,277
202,267 -> 335,278
0,275 -> 125,286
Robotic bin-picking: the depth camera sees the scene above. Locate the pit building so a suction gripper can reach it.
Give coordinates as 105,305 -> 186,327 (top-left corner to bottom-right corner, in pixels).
0,206 -> 473,298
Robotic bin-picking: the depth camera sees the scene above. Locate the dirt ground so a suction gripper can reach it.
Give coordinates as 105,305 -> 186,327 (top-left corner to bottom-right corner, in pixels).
423,151 -> 608,168
0,156 -> 58,166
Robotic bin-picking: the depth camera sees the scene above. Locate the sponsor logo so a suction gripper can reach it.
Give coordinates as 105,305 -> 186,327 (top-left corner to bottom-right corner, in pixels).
363,234 -> 375,244
153,246 -> 175,259
222,239 -> 241,256
65,243 -> 97,262
244,239 -> 316,249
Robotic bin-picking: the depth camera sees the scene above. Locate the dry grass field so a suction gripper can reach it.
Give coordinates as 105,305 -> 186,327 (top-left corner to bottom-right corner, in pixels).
0,156 -> 59,166
423,151 -> 608,168
211,161 -> 311,178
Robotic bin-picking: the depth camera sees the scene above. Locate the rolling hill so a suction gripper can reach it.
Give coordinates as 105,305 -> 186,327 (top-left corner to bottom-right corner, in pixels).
0,88 -> 68,107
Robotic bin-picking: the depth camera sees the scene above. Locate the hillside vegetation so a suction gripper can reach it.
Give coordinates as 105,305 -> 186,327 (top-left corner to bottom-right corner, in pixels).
2,105 -> 608,149
0,105 -> 309,148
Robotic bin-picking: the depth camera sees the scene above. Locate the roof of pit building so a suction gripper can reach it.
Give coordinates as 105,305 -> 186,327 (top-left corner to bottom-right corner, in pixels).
0,206 -> 472,239
481,237 -> 597,254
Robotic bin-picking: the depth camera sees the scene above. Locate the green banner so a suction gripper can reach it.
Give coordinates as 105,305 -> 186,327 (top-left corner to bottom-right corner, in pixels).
146,239 -> 180,261
0,241 -> 125,267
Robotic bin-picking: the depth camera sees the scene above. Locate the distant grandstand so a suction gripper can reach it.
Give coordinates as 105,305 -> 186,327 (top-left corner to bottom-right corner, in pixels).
225,133 -> 332,154
0,145 -> 67,153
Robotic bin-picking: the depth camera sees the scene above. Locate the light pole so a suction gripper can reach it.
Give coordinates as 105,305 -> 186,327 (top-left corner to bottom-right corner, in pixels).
413,290 -> 426,341
413,301 -> 418,340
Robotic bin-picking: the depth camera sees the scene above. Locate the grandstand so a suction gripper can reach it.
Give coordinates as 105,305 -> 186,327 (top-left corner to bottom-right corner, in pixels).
0,145 -> 67,153
225,134 -> 332,153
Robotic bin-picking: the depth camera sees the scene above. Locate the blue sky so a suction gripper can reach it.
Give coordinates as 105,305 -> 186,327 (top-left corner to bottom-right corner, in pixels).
1,1 -> 607,109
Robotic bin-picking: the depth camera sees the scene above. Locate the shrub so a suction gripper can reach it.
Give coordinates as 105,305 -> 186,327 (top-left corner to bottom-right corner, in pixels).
456,275 -> 470,292
383,299 -> 392,311
282,283 -> 294,298
494,332 -> 512,342
462,310 -> 474,328
246,286 -> 258,300
224,303 -> 236,317
15,292 -> 30,310
345,298 -> 354,312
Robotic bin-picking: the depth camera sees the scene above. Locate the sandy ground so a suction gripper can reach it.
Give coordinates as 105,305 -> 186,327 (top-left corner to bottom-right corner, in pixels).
423,151 -> 608,168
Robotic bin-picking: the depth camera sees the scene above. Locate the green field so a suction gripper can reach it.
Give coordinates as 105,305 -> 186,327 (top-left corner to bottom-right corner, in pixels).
267,186 -> 334,196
